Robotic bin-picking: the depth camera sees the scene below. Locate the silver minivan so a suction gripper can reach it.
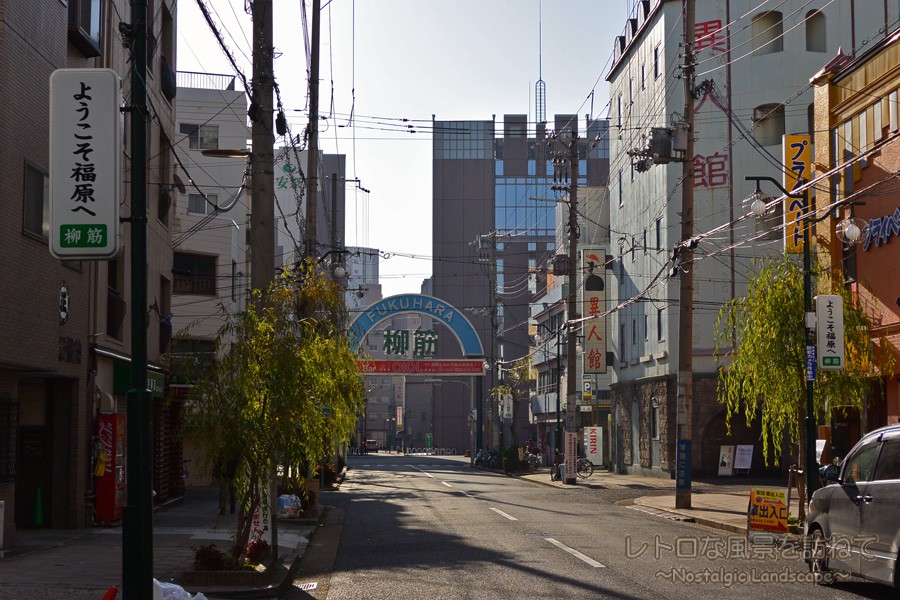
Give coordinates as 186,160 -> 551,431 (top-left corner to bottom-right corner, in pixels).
805,423 -> 900,587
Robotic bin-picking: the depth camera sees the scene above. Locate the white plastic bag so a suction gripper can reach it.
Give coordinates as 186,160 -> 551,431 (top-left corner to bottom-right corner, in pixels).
153,579 -> 209,600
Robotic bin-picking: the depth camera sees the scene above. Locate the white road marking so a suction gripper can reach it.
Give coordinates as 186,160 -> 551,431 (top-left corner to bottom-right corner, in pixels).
459,491 -> 474,498
489,507 -> 518,521
408,465 -> 435,478
544,537 -> 605,568
442,481 -> 454,488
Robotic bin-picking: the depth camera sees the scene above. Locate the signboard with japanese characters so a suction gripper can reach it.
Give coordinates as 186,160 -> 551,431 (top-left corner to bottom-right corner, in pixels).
815,294 -> 844,370
383,329 -> 438,357
783,134 -> 811,254
581,248 -> 607,374
49,69 -> 122,259
747,488 -> 789,534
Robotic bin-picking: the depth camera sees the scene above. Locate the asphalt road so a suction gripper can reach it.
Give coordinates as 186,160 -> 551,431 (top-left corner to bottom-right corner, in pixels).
285,454 -> 897,600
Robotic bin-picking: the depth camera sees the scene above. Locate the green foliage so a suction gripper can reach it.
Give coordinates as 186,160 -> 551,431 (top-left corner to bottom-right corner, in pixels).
714,252 -> 887,465
185,259 -> 364,558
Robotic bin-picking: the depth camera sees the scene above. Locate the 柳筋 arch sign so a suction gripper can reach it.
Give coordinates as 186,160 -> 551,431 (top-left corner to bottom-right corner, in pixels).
350,294 -> 484,358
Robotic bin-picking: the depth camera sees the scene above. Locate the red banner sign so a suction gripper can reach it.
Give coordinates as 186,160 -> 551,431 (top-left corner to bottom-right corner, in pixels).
357,360 -> 485,375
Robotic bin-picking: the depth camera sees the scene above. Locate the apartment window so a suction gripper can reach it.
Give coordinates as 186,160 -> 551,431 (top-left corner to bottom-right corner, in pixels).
68,0 -> 103,57
179,124 -> 219,150
619,323 -> 626,362
653,44 -> 661,79
890,91 -> 899,131
752,12 -> 783,55
655,218 -> 662,250
641,64 -> 646,90
805,10 -> 826,52
618,170 -> 623,207
657,308 -> 664,341
173,252 -> 217,296
188,193 -> 217,215
617,95 -> 622,129
642,229 -> 647,255
23,163 -> 49,240
231,260 -> 238,301
632,318 -> 637,344
644,314 -> 649,341
874,100 -> 884,141
859,109 -> 868,167
753,104 -> 785,146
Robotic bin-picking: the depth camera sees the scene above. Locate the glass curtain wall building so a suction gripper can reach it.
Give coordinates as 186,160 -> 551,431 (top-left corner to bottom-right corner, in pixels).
431,115 -> 609,452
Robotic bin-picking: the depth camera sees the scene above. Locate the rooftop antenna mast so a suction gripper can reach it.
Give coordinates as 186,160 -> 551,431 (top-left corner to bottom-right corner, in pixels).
535,0 -> 546,125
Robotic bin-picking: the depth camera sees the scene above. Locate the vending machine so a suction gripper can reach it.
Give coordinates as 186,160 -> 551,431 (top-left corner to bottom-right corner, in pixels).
95,413 -> 126,523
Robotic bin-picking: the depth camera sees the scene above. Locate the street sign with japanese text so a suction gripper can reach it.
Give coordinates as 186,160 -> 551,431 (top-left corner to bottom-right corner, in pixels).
581,248 -> 608,374
815,295 -> 844,371
357,359 -> 485,376
782,134 -> 810,254
49,69 -> 122,259
748,488 -> 789,534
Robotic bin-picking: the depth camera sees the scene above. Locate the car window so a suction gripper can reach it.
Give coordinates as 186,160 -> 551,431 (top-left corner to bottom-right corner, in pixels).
872,439 -> 900,481
842,441 -> 879,484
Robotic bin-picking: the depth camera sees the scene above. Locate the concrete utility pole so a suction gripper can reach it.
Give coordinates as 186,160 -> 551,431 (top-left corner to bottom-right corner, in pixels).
250,0 -> 278,554
124,1 -> 153,597
564,129 -> 580,485
675,0 -> 696,510
305,0 -> 322,257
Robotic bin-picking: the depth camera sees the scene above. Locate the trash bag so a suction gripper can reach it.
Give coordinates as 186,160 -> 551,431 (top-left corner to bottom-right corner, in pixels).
153,579 -> 209,600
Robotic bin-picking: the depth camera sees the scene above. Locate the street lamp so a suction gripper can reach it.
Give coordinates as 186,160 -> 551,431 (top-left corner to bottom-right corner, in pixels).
745,176 -> 866,502
747,175 -> 818,502
535,321 -> 563,454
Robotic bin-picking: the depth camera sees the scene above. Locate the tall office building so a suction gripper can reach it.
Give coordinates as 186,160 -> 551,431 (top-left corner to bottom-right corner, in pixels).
431,114 -> 610,452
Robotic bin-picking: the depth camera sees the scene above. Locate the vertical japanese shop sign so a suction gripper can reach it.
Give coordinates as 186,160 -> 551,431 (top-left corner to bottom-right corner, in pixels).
815,295 -> 844,371
782,134 -> 811,254
581,248 -> 607,374
50,69 -> 122,259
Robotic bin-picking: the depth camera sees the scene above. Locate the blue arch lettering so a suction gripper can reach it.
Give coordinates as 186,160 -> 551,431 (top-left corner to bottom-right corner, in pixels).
349,294 -> 484,357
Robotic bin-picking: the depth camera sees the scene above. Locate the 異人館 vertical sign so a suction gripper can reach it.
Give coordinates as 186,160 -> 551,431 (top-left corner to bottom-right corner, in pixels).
581,248 -> 607,374
49,69 -> 122,259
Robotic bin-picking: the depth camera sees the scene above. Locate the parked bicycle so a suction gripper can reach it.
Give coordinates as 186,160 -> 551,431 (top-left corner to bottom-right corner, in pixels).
576,457 -> 594,479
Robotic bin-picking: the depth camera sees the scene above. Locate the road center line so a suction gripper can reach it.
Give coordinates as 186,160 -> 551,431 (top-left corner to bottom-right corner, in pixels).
489,507 -> 518,521
544,538 -> 605,568
408,465 -> 435,478
441,481 -> 454,488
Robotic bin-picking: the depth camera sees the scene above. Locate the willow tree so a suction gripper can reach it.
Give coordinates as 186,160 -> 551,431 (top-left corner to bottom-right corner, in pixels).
186,259 -> 364,560
491,357 -> 532,469
714,252 -> 890,481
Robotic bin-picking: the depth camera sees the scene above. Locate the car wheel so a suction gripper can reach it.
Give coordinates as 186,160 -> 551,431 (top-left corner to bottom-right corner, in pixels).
807,527 -> 830,584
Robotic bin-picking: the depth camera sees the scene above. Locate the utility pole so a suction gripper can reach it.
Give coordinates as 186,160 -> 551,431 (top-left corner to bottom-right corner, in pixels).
564,129 -> 580,485
675,0 -> 696,510
124,1 -> 152,597
250,0 -> 277,555
305,0 -> 322,257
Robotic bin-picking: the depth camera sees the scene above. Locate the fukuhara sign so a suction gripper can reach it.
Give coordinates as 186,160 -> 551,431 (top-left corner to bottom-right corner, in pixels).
49,69 -> 122,259
815,294 -> 844,371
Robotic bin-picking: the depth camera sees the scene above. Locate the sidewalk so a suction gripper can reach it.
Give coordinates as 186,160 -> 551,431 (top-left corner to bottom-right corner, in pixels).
0,486 -> 318,600
517,467 -> 802,536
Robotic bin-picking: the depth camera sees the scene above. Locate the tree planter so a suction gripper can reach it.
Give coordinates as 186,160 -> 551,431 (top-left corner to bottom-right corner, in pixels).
181,563 -> 269,588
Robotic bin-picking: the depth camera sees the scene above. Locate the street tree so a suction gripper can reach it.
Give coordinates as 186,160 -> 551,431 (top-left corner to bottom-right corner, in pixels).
714,252 -> 892,505
185,259 -> 364,561
491,357 -> 531,469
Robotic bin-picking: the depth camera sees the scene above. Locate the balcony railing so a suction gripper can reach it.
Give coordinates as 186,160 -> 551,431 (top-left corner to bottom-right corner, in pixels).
176,71 -> 238,91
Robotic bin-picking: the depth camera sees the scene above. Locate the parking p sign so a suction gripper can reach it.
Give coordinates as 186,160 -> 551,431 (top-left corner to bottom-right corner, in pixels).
49,69 -> 122,259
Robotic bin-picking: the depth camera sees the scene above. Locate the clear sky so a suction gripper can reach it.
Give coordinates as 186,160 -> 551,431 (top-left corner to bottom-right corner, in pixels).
177,1 -> 631,297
